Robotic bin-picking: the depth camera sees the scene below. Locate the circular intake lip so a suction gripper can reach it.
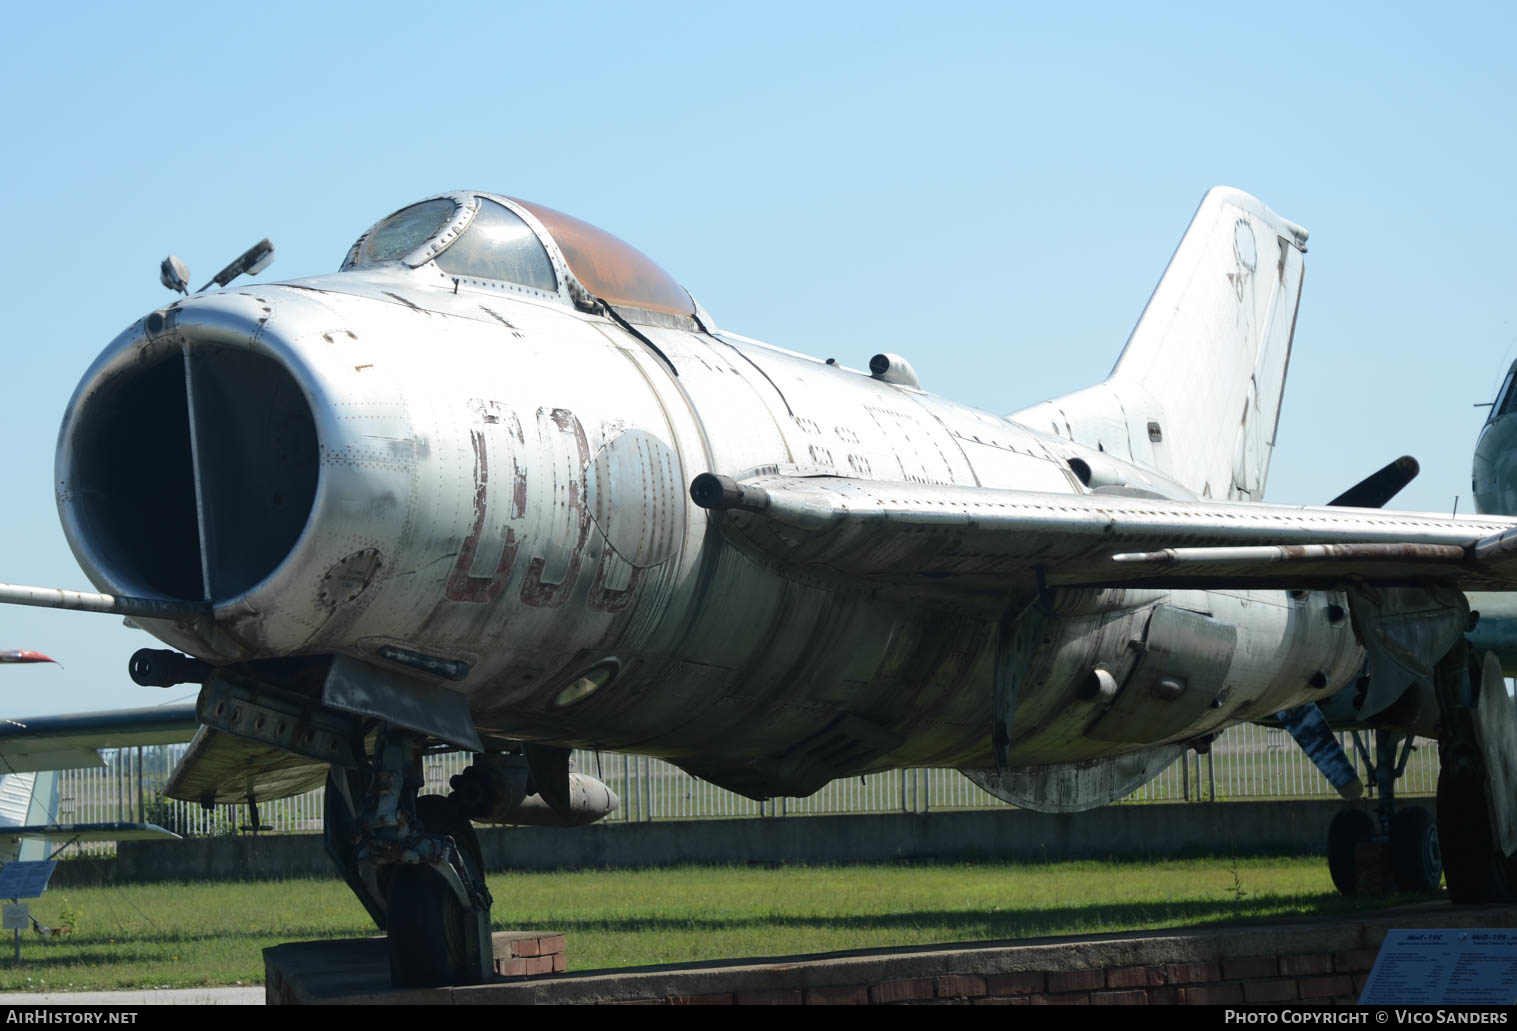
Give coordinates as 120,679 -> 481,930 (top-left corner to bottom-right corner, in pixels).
56,296 -> 328,610
56,321 -> 188,602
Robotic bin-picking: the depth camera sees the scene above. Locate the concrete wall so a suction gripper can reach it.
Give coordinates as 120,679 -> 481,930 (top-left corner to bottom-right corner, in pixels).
49,798 -> 1393,885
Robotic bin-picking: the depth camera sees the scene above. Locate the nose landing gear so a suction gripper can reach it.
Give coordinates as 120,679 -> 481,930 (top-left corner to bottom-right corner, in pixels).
384,794 -> 490,987
323,726 -> 494,987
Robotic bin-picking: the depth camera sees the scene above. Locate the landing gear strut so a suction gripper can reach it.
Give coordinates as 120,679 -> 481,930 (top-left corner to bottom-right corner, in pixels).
324,726 -> 494,987
385,794 -> 490,987
1433,646 -> 1517,903
1327,730 -> 1441,895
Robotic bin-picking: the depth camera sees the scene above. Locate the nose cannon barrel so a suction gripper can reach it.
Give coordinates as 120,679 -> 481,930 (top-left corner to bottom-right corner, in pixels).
128,648 -> 213,687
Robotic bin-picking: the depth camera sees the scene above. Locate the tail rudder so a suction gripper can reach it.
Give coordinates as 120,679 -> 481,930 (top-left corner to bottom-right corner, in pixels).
1014,187 -> 1308,501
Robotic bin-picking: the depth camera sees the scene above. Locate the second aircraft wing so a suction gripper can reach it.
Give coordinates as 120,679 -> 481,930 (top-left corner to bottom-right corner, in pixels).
0,704 -> 199,774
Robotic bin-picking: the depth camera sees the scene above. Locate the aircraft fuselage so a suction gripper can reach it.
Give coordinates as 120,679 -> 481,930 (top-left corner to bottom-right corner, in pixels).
57,262 -> 1364,798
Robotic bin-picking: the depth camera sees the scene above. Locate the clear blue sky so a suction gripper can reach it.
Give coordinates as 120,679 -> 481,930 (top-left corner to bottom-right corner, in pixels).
1,1 -> 1514,715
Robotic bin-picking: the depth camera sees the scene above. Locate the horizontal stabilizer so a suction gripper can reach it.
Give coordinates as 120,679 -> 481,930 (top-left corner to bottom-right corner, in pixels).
1327,456 -> 1420,509
0,822 -> 180,844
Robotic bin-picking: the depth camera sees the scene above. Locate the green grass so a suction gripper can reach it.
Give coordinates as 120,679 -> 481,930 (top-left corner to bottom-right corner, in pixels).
0,857 -> 1411,991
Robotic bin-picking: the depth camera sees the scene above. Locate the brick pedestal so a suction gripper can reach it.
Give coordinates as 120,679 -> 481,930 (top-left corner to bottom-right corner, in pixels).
266,903 -> 1517,1005
492,931 -> 567,977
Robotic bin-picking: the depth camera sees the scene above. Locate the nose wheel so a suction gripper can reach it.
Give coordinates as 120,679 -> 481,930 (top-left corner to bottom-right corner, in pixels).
386,795 -> 491,988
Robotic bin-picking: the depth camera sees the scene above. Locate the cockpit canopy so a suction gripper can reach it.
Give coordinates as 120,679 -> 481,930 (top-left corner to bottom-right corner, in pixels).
343,191 -> 698,321
1490,360 -> 1517,425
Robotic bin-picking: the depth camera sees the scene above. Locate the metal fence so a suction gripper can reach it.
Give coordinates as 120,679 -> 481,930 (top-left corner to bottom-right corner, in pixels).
52,722 -> 1438,858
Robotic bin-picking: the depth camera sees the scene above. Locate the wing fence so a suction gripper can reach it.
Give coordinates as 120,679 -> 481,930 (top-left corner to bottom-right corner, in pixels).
51,722 -> 1437,858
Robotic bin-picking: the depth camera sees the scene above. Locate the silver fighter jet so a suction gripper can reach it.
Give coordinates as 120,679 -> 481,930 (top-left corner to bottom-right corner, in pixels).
7,186 -> 1517,986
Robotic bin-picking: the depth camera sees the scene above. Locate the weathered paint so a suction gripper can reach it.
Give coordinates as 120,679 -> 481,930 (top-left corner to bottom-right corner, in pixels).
44,187 -> 1511,809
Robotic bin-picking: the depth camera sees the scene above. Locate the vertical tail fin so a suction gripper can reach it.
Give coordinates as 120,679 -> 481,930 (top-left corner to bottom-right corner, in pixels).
0,770 -> 58,862
1014,187 -> 1308,501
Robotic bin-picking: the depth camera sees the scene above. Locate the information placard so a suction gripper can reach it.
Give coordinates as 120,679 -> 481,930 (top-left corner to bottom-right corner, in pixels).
0,860 -> 56,900
1,903 -> 29,931
1360,929 -> 1517,1005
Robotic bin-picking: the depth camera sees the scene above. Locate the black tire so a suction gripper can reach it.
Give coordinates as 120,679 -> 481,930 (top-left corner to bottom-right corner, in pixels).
387,864 -> 475,987
387,795 -> 488,988
1328,808 -> 1376,895
1389,806 -> 1442,893
1437,768 -> 1513,904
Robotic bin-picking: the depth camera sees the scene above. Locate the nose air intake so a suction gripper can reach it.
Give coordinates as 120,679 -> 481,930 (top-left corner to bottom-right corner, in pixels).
62,342 -> 319,604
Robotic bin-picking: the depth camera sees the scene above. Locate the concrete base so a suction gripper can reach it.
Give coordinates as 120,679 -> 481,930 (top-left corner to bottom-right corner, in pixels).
266,931 -> 566,1004
264,902 -> 1517,1005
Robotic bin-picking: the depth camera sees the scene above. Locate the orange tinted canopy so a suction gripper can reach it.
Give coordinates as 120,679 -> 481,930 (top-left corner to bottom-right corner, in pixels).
512,198 -> 694,318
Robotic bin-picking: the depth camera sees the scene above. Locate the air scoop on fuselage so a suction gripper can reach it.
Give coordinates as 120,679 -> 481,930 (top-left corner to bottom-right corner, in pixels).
56,284 -> 409,661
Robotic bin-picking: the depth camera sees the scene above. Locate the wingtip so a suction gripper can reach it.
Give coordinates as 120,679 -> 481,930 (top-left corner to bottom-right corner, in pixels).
0,650 -> 58,666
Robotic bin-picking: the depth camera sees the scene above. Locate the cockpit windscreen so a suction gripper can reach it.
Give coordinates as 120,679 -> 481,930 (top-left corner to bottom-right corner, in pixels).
350,199 -> 457,267
1492,367 -> 1517,424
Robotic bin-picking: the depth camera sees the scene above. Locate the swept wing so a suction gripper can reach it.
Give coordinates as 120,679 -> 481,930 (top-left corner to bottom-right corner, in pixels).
0,704 -> 199,774
0,707 -> 198,858
165,727 -> 328,806
691,473 -> 1517,603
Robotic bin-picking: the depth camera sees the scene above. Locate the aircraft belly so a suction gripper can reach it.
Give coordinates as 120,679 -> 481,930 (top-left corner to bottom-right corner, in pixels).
1002,587 -> 1363,767
469,547 -> 995,773
997,599 -> 1155,765
464,578 -> 1366,788
541,587 -> 1355,776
